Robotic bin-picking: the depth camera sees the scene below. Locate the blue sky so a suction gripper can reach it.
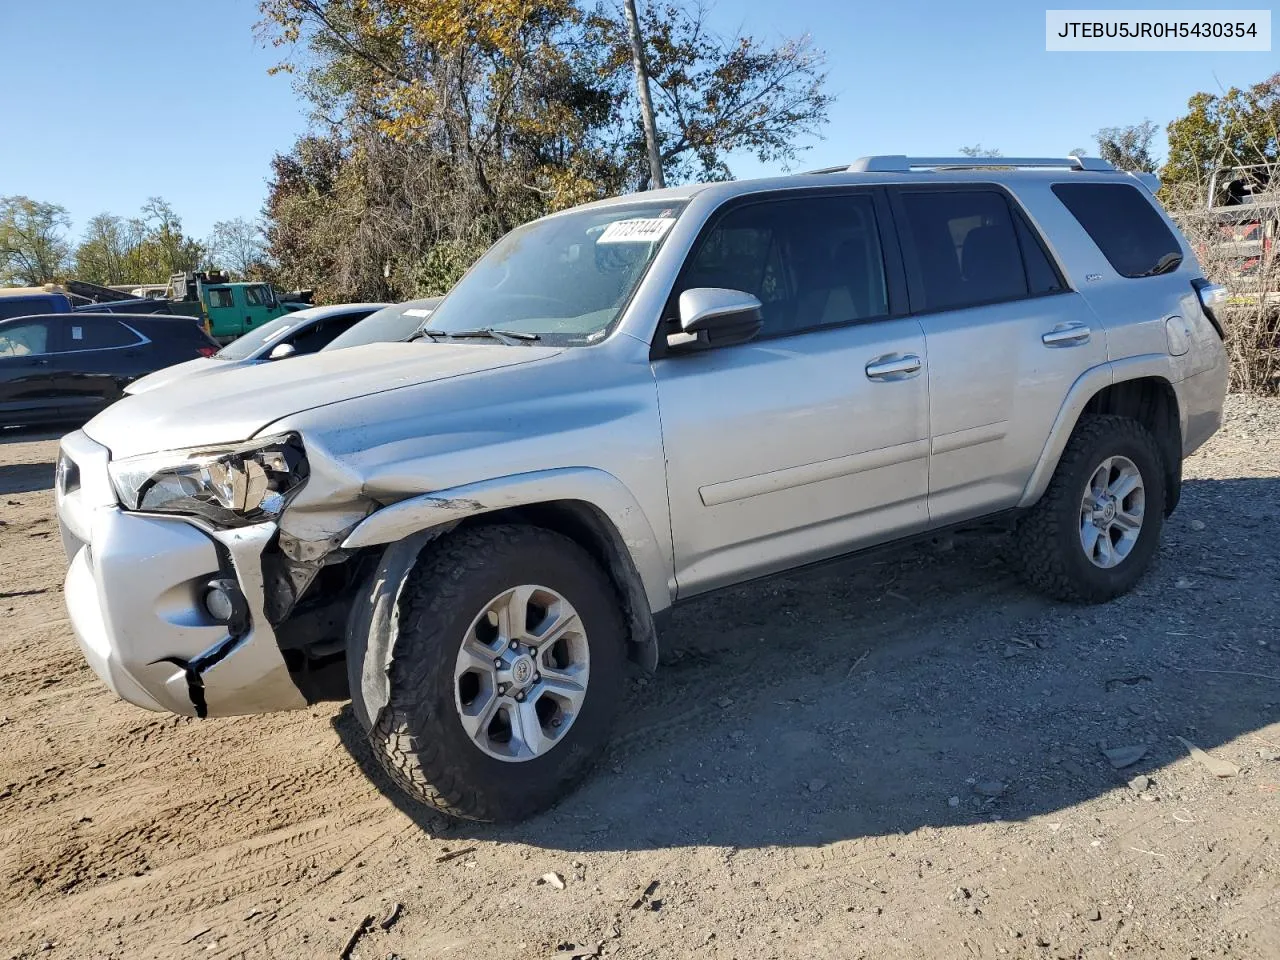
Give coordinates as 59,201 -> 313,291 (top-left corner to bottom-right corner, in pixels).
1,0 -> 1274,243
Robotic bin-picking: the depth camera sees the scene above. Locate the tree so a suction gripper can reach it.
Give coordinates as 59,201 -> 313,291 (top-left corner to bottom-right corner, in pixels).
74,213 -> 139,285
72,200 -> 205,285
0,196 -> 72,285
1162,73 -> 1280,208
256,0 -> 833,298
622,0 -> 665,189
1093,121 -> 1158,173
207,217 -> 267,279
958,145 -> 1002,158
589,2 -> 832,187
139,197 -> 204,276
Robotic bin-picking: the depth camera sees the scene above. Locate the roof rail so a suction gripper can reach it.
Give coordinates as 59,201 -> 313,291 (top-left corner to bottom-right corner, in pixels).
847,155 -> 1115,173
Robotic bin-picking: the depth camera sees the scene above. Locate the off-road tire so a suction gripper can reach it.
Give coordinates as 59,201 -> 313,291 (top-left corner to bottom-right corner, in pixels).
1015,415 -> 1167,603
364,524 -> 627,822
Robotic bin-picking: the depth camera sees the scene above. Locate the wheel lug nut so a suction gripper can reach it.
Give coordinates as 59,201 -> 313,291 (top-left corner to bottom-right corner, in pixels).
493,657 -> 503,667
509,640 -> 519,650
515,692 -> 525,702
532,672 -> 541,683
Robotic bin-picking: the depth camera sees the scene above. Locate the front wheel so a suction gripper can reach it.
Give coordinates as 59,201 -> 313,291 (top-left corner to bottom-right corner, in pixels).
1015,415 -> 1167,603
358,525 -> 627,822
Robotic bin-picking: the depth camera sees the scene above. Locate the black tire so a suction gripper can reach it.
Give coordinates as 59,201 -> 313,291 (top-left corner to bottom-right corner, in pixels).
1014,415 -> 1167,603
363,524 -> 627,822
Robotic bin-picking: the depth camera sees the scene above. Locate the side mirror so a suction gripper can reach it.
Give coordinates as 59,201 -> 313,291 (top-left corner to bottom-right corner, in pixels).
267,342 -> 296,361
671,287 -> 763,351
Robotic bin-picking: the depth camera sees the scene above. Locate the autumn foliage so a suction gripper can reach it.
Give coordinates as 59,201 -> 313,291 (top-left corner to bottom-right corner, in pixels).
256,0 -> 831,301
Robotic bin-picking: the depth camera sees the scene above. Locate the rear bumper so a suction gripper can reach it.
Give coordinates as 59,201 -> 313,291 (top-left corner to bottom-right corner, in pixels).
1176,342 -> 1229,457
56,430 -> 306,717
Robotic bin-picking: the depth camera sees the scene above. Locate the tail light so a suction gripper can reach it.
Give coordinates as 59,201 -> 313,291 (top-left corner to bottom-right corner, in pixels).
1191,278 -> 1227,340
197,345 -> 217,357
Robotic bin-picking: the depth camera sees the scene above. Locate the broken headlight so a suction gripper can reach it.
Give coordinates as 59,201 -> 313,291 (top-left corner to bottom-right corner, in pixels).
108,434 -> 309,528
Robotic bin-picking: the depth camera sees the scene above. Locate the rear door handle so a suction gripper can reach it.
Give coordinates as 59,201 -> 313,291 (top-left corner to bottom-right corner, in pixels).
1042,322 -> 1091,346
865,354 -> 922,381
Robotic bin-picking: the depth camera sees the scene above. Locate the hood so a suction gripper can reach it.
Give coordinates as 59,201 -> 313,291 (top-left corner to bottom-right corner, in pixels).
124,356 -> 229,395
85,341 -> 562,459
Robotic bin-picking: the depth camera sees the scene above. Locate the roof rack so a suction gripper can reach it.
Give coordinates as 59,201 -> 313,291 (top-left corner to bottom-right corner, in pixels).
846,155 -> 1115,173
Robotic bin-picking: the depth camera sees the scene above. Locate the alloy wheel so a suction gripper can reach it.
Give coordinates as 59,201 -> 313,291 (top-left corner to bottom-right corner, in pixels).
452,585 -> 590,762
1078,455 -> 1146,569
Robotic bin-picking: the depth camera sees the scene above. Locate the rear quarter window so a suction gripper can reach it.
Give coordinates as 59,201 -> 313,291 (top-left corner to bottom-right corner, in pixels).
1051,183 -> 1182,278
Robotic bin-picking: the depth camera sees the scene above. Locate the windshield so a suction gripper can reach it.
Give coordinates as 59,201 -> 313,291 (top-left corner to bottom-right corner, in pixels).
423,201 -> 685,345
215,315 -> 302,360
323,298 -> 440,351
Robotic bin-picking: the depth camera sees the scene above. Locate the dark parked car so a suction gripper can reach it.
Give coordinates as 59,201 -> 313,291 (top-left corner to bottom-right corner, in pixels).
0,312 -> 218,428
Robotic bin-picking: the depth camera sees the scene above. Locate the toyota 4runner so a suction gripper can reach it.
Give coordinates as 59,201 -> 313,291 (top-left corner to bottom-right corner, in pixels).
55,155 -> 1229,821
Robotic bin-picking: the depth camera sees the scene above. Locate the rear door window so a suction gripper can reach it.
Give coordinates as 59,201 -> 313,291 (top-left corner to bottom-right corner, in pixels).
67,320 -> 143,350
1016,218 -> 1064,295
897,190 -> 1030,311
1051,182 -> 1182,278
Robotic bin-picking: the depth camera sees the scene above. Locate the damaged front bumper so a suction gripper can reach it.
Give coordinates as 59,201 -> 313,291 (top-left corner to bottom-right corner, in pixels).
56,430 -> 306,717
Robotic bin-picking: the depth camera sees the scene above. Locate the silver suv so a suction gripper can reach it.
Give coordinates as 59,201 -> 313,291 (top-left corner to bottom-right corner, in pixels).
56,155 -> 1228,821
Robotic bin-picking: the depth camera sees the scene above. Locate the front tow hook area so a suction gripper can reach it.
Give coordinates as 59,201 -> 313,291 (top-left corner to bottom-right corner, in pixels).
152,633 -> 248,719
152,578 -> 252,718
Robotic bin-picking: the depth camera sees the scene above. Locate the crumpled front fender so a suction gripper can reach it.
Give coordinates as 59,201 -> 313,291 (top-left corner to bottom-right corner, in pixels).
341,466 -> 674,617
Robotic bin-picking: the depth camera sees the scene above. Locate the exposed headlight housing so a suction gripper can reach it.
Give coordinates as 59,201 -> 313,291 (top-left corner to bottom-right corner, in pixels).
108,434 -> 308,528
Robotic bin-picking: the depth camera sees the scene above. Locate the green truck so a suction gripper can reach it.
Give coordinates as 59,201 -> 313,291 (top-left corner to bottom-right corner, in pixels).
168,271 -> 313,342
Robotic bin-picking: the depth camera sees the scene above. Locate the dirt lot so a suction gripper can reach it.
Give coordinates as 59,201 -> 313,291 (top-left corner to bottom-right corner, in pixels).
1,398 -> 1278,960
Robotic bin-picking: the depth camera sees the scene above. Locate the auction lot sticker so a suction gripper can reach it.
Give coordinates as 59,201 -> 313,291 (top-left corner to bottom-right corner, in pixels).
598,218 -> 676,243
1046,9 -> 1271,50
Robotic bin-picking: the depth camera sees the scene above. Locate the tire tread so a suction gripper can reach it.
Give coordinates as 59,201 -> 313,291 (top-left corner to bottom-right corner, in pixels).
365,524 -> 621,821
1015,414 -> 1165,603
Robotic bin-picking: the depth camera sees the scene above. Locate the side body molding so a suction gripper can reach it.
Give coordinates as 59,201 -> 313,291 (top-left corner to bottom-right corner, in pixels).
342,467 -> 675,619
1018,354 -> 1182,509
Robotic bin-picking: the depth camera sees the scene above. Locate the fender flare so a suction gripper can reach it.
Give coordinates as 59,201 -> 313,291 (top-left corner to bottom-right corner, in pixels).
1018,354 -> 1183,508
342,467 -> 672,616
341,470 -> 672,719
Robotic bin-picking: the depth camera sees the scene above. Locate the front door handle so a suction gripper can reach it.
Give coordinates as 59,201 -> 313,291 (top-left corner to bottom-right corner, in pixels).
865,354 -> 923,381
1042,322 -> 1091,346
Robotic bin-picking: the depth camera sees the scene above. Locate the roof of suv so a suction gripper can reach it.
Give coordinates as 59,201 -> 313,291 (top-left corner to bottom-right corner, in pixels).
573,155 -> 1160,213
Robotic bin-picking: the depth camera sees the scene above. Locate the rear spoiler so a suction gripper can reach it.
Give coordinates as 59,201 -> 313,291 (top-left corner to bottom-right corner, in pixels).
1127,171 -> 1161,195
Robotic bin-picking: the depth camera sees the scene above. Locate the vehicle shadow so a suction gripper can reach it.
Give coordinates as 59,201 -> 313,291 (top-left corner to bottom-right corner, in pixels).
0,426 -> 66,446
334,476 -> 1280,852
0,462 -> 55,495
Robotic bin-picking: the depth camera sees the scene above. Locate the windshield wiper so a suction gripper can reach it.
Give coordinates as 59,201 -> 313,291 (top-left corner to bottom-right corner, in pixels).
1136,252 -> 1183,277
419,327 -> 541,345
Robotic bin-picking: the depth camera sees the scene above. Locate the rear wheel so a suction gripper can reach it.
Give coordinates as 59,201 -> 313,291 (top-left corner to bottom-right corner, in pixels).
1015,415 -> 1167,603
360,525 -> 626,822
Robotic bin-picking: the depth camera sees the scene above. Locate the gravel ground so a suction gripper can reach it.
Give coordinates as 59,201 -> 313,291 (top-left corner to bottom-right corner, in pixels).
1,396 -> 1278,960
